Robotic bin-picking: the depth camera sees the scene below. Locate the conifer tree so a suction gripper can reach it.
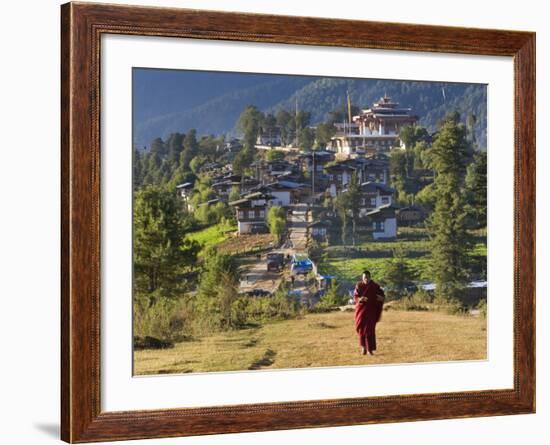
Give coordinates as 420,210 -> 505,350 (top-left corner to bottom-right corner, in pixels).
465,151 -> 487,228
427,112 -> 473,300
346,173 -> 362,246
133,185 -> 199,306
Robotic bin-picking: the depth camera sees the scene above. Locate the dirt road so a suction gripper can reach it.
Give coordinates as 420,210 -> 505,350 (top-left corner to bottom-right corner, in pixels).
238,205 -> 311,296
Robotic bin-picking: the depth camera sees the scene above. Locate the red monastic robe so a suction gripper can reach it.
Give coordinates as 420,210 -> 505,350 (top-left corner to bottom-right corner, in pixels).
354,280 -> 385,351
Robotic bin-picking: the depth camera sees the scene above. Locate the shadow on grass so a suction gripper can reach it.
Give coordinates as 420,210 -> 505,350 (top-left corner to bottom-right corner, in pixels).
242,338 -> 260,348
248,349 -> 277,370
308,321 -> 337,329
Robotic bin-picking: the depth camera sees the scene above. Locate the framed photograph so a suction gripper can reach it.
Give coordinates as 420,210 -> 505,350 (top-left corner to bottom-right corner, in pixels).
61,2 -> 535,442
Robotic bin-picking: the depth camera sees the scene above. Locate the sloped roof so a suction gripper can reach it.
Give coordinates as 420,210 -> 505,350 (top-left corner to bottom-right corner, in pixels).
365,203 -> 399,216
361,181 -> 395,194
308,220 -> 331,228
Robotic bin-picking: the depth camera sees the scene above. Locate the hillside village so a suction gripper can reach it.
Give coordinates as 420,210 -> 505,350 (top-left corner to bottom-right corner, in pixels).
132,86 -> 488,353
146,95 -> 481,306
180,96 -> 420,239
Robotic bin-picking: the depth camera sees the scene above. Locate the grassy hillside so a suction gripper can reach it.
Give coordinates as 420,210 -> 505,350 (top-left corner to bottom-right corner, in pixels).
134,309 -> 486,375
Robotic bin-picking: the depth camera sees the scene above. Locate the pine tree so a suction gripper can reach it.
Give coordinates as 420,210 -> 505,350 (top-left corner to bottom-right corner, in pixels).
166,132 -> 184,165
133,148 -> 143,190
346,173 -> 362,246
427,112 -> 473,300
276,110 -> 292,145
233,106 -> 263,174
133,185 -> 199,306
180,129 -> 199,171
335,191 -> 349,246
465,151 -> 487,228
150,137 -> 166,156
195,250 -> 240,331
382,248 -> 416,299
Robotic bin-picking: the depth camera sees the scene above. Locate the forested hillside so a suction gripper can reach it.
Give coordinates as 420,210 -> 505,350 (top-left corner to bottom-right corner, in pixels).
134,72 -> 487,150
267,78 -> 486,148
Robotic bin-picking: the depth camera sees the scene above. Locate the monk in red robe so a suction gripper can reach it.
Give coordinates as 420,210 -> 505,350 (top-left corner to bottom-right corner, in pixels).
354,270 -> 385,355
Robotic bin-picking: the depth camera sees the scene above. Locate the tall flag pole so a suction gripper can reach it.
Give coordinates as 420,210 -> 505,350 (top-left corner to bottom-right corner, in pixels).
295,97 -> 298,147
347,90 -> 352,133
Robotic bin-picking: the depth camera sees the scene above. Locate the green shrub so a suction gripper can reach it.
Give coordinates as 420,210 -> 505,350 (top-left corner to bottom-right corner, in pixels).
433,295 -> 468,315
477,298 -> 487,319
317,280 -> 347,310
134,293 -> 192,342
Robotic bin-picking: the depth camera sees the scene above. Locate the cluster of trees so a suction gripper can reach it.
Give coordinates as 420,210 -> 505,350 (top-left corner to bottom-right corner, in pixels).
232,105 -> 337,173
133,186 -> 200,309
188,176 -> 234,226
390,114 -> 487,231
133,129 -> 226,191
133,185 -> 301,341
387,113 -> 487,301
426,113 -> 477,301
195,253 -> 302,334
334,172 -> 362,246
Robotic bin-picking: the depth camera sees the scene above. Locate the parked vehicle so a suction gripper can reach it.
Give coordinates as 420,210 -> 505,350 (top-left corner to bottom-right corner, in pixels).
290,254 -> 313,275
266,252 -> 285,272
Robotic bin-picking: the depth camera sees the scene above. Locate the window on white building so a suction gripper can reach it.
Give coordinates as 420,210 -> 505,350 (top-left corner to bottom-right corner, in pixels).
381,196 -> 390,204
248,210 -> 255,219
259,210 -> 265,218
373,221 -> 385,231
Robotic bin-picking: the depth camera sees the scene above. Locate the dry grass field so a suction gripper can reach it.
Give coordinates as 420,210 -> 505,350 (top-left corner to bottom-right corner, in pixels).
134,309 -> 486,375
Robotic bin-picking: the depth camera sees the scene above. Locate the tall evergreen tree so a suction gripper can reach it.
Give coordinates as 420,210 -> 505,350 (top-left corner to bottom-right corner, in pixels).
166,132 -> 184,165
261,113 -> 277,143
234,106 -> 263,174
180,129 -> 199,171
298,127 -> 315,151
335,193 -> 349,246
315,122 -> 336,149
195,250 -> 240,331
276,110 -> 292,146
133,185 -> 199,306
150,137 -> 166,156
427,112 -> 473,300
346,173 -> 362,246
465,151 -> 487,228
238,105 -> 263,149
382,248 -> 416,299
133,148 -> 143,190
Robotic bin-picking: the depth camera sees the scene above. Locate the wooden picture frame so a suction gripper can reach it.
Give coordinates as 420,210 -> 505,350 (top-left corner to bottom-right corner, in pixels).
61,2 -> 535,442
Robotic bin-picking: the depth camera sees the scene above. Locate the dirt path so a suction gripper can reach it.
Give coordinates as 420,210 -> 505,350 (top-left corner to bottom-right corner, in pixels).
238,256 -> 282,294
238,205 -> 311,295
286,204 -> 309,252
